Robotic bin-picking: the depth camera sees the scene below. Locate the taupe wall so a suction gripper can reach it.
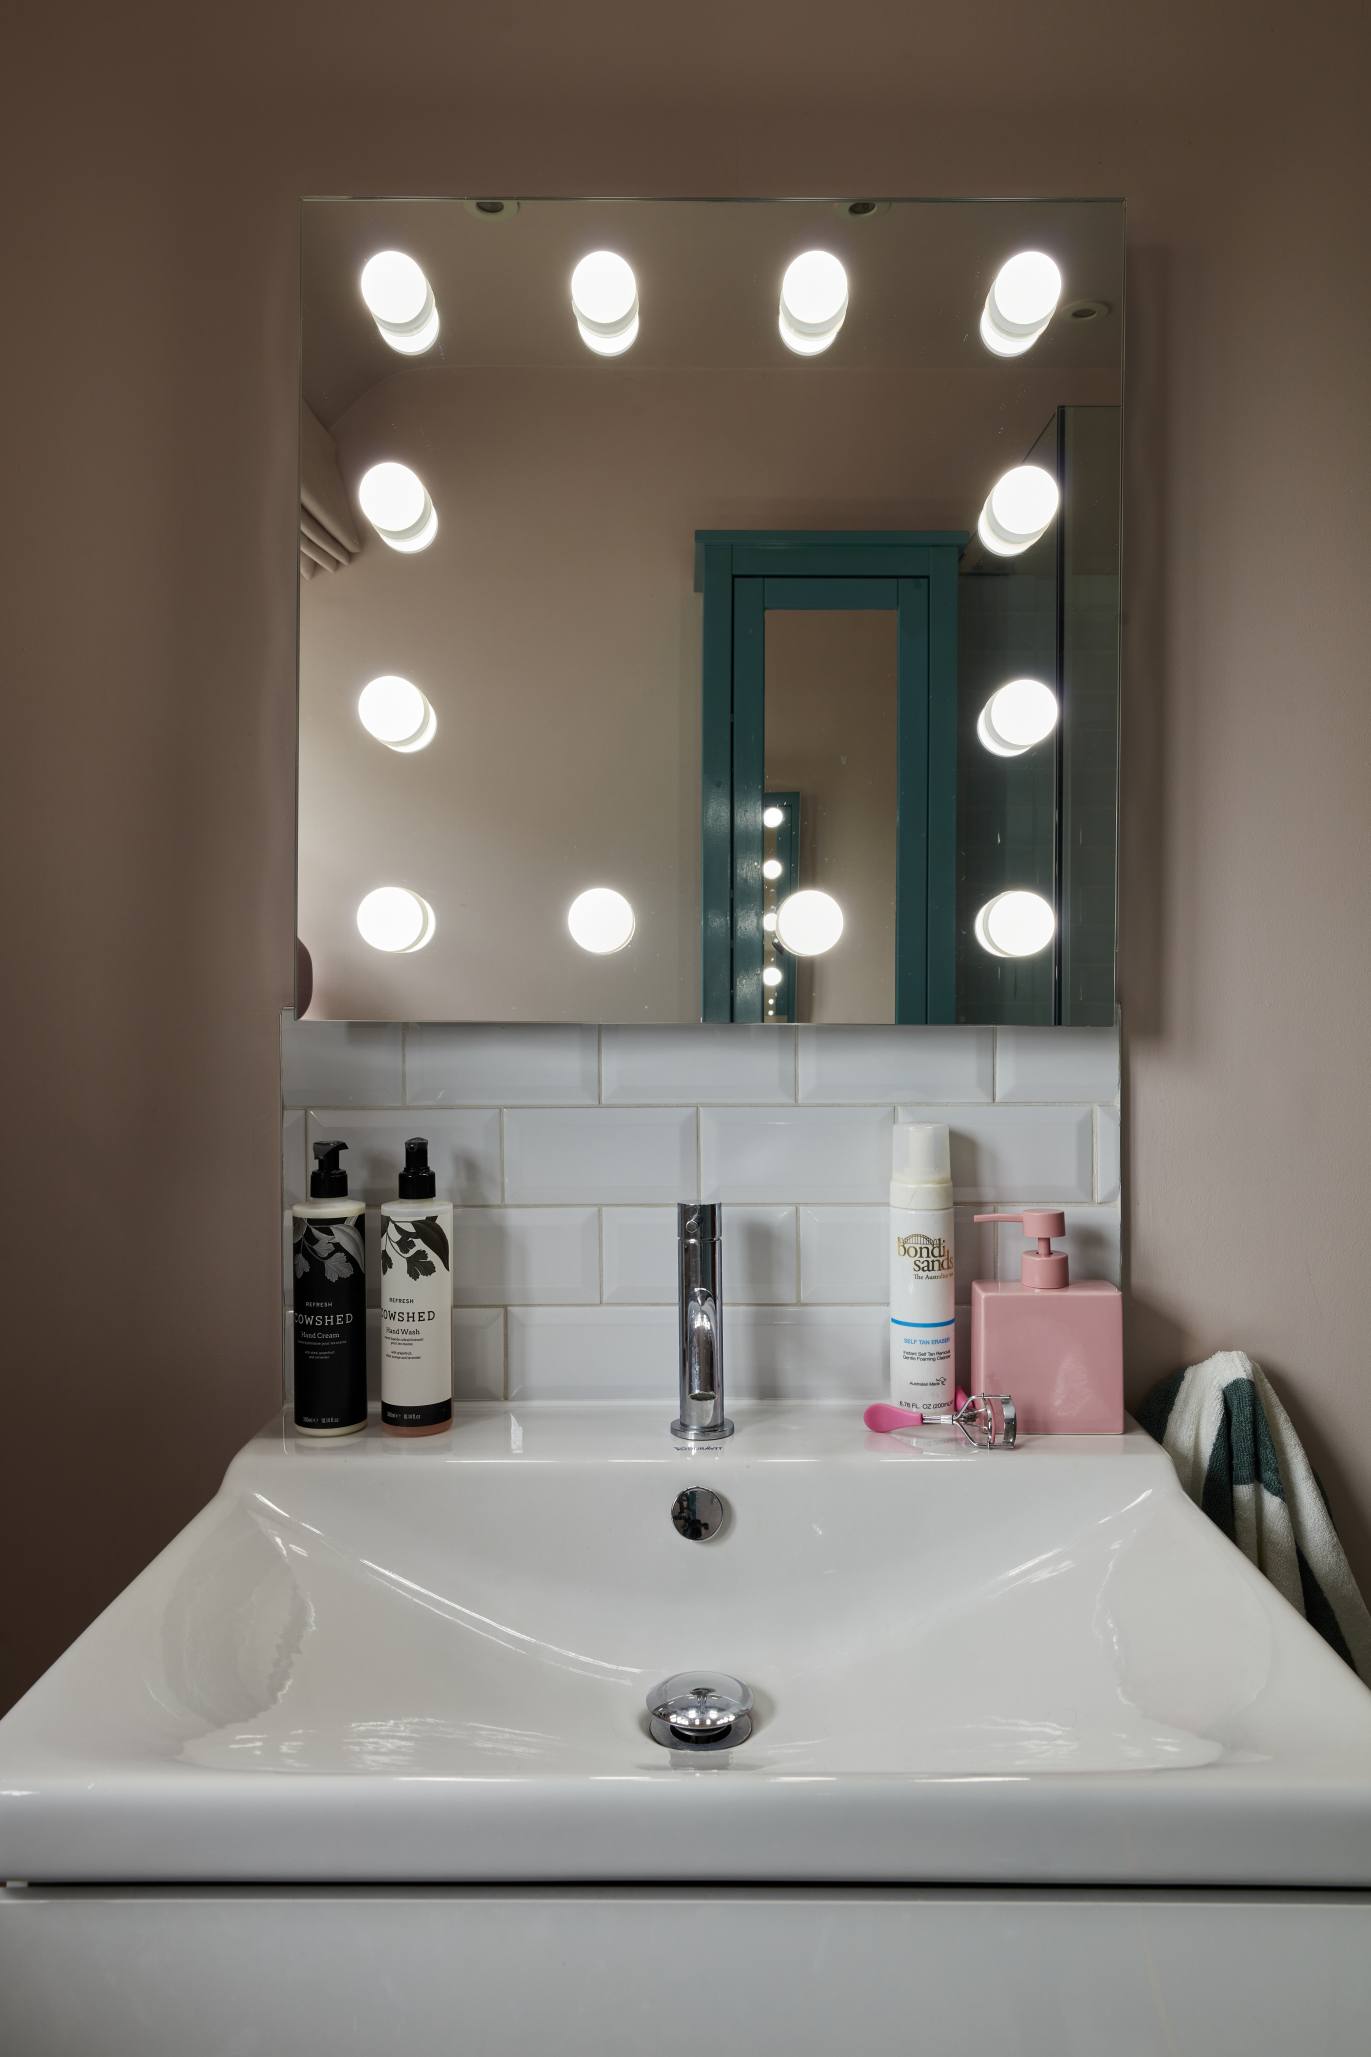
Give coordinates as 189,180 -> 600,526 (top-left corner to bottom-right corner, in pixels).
4,0 -> 1368,1710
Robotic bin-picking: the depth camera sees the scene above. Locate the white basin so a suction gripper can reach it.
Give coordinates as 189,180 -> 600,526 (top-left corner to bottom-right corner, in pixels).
2,1404 -> 1369,1886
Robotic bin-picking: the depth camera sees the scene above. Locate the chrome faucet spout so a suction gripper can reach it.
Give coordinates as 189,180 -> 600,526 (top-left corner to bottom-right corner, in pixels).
673,1203 -> 733,1440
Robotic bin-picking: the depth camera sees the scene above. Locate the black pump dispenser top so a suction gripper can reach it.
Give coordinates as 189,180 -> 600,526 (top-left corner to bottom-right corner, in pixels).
399,1136 -> 436,1200
310,1139 -> 349,1197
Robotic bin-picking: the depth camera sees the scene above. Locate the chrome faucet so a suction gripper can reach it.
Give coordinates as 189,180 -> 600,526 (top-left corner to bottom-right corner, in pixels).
673,1203 -> 732,1440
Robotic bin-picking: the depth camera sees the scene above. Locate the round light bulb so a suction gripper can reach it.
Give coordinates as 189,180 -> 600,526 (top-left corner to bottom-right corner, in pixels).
357,675 -> 437,752
762,804 -> 786,828
977,464 -> 1059,557
356,885 -> 436,953
357,462 -> 438,552
974,890 -> 1055,958
359,251 -> 440,355
571,252 -> 639,356
779,250 -> 848,356
991,251 -> 1061,330
762,857 -> 784,881
761,965 -> 784,988
977,677 -> 1058,757
775,889 -> 844,956
567,886 -> 635,954
762,910 -> 778,933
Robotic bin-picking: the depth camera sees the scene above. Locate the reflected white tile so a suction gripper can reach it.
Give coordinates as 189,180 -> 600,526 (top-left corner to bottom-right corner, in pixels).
406,1025 -> 598,1106
602,1205 -> 795,1303
504,1107 -> 696,1204
453,1307 -> 506,1401
726,1305 -> 884,1398
451,1208 -> 599,1306
508,1306 -> 675,1398
993,1204 -> 1120,1287
602,1025 -> 795,1105
995,1027 -> 1119,1104
283,1017 -> 403,1108
307,1109 -> 501,1206
1096,1107 -> 1121,1202
701,1105 -> 893,1203
894,1103 -> 1094,1204
799,1205 -> 990,1303
797,1027 -> 993,1105
282,1109 -> 307,1207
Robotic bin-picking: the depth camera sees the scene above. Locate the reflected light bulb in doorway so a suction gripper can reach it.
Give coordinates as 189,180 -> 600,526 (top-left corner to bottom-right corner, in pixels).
974,890 -> 1055,958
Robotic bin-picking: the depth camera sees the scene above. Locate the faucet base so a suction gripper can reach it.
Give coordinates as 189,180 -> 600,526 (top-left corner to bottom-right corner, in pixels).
671,1417 -> 735,1442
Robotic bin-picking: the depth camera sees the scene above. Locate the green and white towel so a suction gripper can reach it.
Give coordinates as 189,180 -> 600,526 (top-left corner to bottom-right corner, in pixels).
1138,1350 -> 1371,1683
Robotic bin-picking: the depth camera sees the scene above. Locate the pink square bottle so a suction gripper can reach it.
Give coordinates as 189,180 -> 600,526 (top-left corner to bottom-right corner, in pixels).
970,1211 -> 1123,1433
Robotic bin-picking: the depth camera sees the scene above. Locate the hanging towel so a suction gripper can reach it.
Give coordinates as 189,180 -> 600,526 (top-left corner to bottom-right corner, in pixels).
1138,1350 -> 1371,1683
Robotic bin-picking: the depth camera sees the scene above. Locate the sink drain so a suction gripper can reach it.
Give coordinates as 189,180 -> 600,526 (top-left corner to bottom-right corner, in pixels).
647,1671 -> 754,1751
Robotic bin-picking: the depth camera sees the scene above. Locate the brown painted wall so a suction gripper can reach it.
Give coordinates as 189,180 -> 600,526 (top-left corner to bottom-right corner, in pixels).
3,0 -> 1368,1709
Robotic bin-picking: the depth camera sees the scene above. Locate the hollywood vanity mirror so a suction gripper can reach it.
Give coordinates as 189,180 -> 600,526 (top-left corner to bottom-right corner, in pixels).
297,197 -> 1121,1026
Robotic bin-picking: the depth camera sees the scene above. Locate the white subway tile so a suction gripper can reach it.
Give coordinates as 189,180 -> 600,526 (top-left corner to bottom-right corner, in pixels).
995,1027 -> 1119,1104
894,1104 -> 1095,1204
405,1025 -> 598,1106
508,1306 -> 675,1398
602,1205 -> 795,1304
1096,1107 -> 1121,1202
453,1308 -> 506,1401
602,1025 -> 795,1105
799,1205 -> 991,1303
701,1105 -> 894,1203
282,1109 -> 307,1206
797,1027 -> 993,1105
283,1017 -> 403,1107
993,1204 -> 1121,1287
307,1109 -> 501,1206
726,1305 -> 885,1398
451,1208 -> 599,1306
504,1107 -> 696,1204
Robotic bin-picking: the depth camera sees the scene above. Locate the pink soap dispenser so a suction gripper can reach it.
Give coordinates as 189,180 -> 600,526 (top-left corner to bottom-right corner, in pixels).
970,1211 -> 1123,1433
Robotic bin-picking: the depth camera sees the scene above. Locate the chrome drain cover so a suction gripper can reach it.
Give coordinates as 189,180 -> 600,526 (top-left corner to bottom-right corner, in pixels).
647,1671 -> 754,1751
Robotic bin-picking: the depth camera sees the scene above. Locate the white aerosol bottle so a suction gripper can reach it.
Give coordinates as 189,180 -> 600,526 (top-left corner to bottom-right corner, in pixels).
380,1137 -> 453,1436
888,1122 -> 956,1412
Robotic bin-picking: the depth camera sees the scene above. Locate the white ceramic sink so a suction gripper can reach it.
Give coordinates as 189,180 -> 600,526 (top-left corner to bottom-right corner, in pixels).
3,1405 -> 1369,1886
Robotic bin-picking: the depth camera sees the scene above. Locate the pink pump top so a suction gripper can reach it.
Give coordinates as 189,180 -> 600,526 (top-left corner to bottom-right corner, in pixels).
973,1210 -> 1069,1290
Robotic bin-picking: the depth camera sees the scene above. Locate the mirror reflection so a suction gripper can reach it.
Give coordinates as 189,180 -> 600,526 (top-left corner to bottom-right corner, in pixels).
298,197 -> 1122,1024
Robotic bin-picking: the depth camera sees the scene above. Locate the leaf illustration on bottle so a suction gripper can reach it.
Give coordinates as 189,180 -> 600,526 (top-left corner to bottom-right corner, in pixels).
405,1253 -> 436,1279
395,1232 -> 415,1254
406,1217 -> 451,1271
329,1220 -> 364,1268
293,1252 -> 308,1279
323,1249 -> 353,1281
380,1247 -> 392,1275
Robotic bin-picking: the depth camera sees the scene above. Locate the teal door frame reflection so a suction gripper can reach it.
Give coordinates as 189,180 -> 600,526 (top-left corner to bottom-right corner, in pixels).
695,533 -> 965,1024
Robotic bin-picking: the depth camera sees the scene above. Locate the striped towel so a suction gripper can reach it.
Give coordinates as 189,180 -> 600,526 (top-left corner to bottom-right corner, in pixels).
1138,1350 -> 1371,1683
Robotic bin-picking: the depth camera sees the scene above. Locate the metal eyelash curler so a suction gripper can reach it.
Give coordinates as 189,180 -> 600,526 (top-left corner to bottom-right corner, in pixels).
862,1392 -> 1018,1448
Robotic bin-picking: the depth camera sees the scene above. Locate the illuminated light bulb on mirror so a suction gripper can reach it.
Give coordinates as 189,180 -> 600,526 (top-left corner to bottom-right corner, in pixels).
761,965 -> 784,988
567,886 -> 636,954
974,890 -> 1055,959
775,889 -> 844,956
762,910 -> 778,933
779,250 -> 848,356
570,251 -> 639,356
356,885 -> 436,954
357,462 -> 438,552
357,674 -> 437,753
762,805 -> 786,829
979,250 -> 1061,358
976,677 -> 1058,757
359,250 -> 440,356
761,857 -> 784,880
977,465 -> 1059,558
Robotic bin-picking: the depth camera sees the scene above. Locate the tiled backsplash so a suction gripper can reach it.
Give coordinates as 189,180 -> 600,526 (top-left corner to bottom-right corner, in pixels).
282,1019 -> 1120,1404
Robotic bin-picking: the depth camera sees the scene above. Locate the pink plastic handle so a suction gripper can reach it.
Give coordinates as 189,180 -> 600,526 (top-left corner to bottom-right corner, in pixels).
863,1391 -> 970,1434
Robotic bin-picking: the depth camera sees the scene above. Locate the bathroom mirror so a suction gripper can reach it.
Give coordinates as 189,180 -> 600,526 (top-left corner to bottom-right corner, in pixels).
297,197 -> 1122,1024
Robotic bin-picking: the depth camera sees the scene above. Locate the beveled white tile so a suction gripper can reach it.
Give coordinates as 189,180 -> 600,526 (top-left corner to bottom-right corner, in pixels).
797,1027 -> 993,1105
281,1109 -> 307,1206
504,1107 -> 696,1204
602,1205 -> 795,1304
701,1105 -> 893,1203
451,1208 -> 599,1306
1096,1107 -> 1121,1202
799,1205 -> 991,1304
405,1025 -> 598,1106
725,1305 -> 885,1398
283,1017 -> 403,1108
602,1025 -> 795,1105
307,1109 -> 501,1206
995,1027 -> 1119,1104
507,1306 -> 675,1398
894,1104 -> 1095,1204
453,1307 -> 506,1401
992,1204 -> 1121,1287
